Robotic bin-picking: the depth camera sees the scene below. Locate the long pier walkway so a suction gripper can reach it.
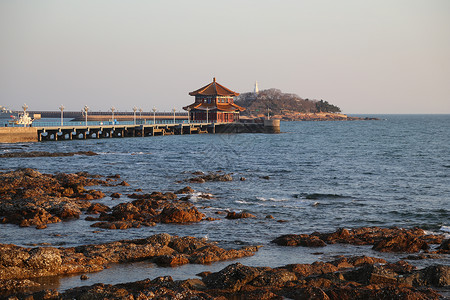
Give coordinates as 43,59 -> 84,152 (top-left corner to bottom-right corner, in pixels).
0,120 -> 280,143
36,122 -> 213,141
35,120 -> 280,142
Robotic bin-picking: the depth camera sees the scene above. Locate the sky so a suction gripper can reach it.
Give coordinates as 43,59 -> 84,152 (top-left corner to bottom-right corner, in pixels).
1,0 -> 449,114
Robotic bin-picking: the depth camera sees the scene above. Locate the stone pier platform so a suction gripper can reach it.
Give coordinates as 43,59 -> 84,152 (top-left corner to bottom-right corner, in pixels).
0,121 -> 280,143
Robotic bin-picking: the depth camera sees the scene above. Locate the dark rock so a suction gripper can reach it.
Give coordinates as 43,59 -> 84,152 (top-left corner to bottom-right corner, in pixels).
188,172 -> 233,183
203,263 -> 265,291
225,211 -> 256,219
0,234 -> 258,282
110,192 -> 121,198
175,186 -> 195,194
107,174 -> 121,179
372,235 -> 429,253
401,265 -> 450,287
0,169 -> 109,228
80,274 -> 89,280
438,239 -> 449,253
86,203 -> 110,214
155,254 -> 189,266
272,227 -> 445,253
271,234 -> 326,247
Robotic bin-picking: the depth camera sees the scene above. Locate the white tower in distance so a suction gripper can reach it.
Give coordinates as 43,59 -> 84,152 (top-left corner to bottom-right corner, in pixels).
253,81 -> 259,94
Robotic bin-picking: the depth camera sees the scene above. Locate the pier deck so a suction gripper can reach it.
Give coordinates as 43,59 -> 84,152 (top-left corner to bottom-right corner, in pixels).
0,120 -> 280,143
34,120 -> 280,142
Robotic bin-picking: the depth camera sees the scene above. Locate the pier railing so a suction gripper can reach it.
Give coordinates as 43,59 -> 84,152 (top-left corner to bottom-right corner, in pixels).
4,119 -> 217,128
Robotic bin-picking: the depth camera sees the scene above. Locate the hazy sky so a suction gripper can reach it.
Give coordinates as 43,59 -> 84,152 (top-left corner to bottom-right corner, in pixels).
1,0 -> 449,114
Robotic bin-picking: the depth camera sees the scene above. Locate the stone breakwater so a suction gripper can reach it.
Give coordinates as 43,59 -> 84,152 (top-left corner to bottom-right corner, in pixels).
9,256 -> 449,299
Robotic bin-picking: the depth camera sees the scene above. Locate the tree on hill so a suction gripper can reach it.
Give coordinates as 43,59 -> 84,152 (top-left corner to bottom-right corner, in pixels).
235,89 -> 340,115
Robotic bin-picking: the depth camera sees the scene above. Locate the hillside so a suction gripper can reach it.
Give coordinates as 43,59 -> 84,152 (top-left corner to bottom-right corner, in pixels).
235,89 -> 341,115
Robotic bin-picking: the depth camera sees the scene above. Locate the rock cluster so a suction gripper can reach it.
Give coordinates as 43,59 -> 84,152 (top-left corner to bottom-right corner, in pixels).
13,256 -> 448,299
188,172 -> 233,183
225,211 -> 256,219
0,169 -> 109,229
88,191 -> 206,229
272,227 -> 447,253
0,233 -> 259,295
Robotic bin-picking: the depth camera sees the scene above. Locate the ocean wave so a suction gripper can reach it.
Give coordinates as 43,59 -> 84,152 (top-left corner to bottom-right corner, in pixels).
440,225 -> 450,233
256,197 -> 289,202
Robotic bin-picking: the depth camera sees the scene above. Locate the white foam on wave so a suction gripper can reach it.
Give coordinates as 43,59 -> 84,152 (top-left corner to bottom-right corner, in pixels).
256,196 -> 289,202
235,200 -> 252,204
439,225 -> 450,233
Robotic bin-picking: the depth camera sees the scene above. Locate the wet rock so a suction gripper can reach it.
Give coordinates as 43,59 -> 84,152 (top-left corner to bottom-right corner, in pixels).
110,192 -> 121,198
198,193 -> 214,199
10,257 -> 445,300
0,234 -> 259,282
159,206 -> 205,223
225,211 -> 256,219
250,268 -> 297,287
438,239 -> 449,254
401,265 -> 450,287
80,274 -> 89,280
118,180 -> 130,186
273,227 -> 445,253
88,192 -> 205,229
265,215 -> 274,219
107,174 -> 121,179
385,260 -> 416,274
155,254 -> 189,266
86,203 -> 110,214
0,279 -> 41,295
0,169 -> 109,228
188,172 -> 233,183
271,234 -> 326,247
175,186 -> 195,194
344,264 -> 399,285
203,263 -> 265,291
372,234 -> 429,253
260,176 -> 270,180
284,261 -> 338,278
240,177 -> 246,181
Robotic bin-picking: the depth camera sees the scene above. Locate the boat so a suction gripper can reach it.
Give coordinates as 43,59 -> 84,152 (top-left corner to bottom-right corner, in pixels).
0,106 -> 17,120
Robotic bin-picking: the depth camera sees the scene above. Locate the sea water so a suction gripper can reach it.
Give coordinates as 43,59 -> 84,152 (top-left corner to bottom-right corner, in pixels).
0,114 -> 449,291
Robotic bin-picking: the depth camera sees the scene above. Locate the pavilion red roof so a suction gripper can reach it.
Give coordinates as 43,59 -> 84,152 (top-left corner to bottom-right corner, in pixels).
189,78 -> 240,97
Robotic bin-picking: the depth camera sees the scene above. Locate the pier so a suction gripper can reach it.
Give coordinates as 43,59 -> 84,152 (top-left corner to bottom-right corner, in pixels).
0,120 -> 280,143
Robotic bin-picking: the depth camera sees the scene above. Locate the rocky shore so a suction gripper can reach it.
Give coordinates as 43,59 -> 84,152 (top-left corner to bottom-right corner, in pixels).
272,227 -> 448,254
0,234 -> 259,295
248,112 -> 379,122
7,256 -> 449,299
0,168 -> 448,299
0,168 -> 110,229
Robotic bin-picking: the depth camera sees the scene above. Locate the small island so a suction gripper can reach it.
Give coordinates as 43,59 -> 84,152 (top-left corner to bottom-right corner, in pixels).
236,88 -> 377,121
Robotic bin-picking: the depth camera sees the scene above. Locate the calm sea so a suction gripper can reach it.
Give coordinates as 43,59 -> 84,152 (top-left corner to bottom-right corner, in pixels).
0,114 -> 449,290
